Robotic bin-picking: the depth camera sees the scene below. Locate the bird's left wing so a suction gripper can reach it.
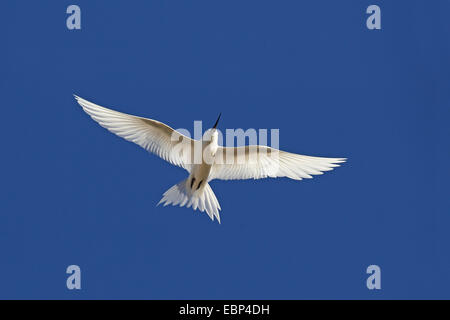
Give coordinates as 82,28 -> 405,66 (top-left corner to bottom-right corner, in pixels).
75,95 -> 195,172
209,145 -> 345,181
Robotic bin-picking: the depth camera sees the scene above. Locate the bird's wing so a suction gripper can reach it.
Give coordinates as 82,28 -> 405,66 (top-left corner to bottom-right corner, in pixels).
209,145 -> 346,181
75,95 -> 195,171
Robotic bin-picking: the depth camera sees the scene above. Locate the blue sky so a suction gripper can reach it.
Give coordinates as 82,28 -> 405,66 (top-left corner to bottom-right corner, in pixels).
1,0 -> 450,299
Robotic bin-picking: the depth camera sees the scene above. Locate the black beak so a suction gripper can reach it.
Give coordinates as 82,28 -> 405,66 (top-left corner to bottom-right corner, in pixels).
212,113 -> 221,129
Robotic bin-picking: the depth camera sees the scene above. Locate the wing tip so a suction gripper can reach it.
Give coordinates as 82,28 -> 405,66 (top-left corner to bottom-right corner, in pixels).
330,157 -> 347,165
73,94 -> 86,107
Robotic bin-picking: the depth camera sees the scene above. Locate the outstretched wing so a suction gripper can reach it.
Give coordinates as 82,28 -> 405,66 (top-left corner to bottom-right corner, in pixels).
75,95 -> 195,171
209,145 -> 346,181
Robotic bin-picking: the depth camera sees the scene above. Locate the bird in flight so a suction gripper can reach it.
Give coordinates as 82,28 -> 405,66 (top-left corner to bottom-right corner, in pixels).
75,96 -> 346,223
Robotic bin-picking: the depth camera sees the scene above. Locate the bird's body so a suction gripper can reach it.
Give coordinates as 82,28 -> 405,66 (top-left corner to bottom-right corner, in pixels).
75,95 -> 346,223
189,131 -> 218,192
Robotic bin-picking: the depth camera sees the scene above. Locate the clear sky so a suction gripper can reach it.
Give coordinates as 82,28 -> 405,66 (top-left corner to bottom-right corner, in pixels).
2,0 -> 449,299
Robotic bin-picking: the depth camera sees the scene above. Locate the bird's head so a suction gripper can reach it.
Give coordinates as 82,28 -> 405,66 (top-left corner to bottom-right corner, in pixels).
211,113 -> 221,139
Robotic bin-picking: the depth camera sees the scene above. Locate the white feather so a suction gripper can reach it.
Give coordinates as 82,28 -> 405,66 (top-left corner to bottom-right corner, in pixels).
157,179 -> 221,223
210,146 -> 346,181
75,95 -> 194,172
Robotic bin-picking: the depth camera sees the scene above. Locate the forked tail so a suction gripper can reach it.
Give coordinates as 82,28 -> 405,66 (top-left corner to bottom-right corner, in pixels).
157,179 -> 222,223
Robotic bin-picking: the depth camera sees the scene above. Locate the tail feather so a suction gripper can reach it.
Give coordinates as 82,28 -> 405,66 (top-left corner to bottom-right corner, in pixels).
157,179 -> 221,223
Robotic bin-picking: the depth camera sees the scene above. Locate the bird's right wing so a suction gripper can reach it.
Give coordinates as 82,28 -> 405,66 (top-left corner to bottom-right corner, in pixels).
210,145 -> 346,181
75,95 -> 196,172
